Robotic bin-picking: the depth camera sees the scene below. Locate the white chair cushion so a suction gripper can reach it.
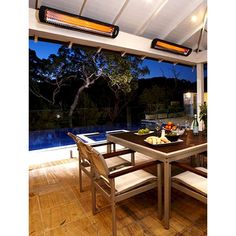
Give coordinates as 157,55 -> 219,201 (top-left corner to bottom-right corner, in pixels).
172,167 -> 207,195
81,156 -> 129,173
106,156 -> 130,170
114,169 -> 157,194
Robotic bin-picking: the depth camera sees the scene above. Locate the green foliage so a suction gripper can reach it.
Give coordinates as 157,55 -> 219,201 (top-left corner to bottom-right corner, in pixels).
102,52 -> 149,95
139,85 -> 168,114
29,44 -> 150,128
29,41 -> 197,130
199,102 -> 207,130
76,93 -> 103,125
140,85 -> 166,105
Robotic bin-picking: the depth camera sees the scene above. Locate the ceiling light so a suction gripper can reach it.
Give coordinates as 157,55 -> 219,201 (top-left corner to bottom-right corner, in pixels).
38,6 -> 119,38
151,38 -> 192,56
191,15 -> 197,22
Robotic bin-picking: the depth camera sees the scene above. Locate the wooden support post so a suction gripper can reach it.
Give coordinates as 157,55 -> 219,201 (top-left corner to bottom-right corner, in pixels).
196,63 -> 204,131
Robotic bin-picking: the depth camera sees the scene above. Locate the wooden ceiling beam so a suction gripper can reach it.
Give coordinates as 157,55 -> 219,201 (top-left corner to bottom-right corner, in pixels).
97,47 -> 102,53
196,7 -> 208,53
68,41 -> 73,48
79,0 -> 88,16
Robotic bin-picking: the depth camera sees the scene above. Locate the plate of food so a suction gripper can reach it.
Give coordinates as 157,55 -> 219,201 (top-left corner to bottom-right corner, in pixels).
144,136 -> 183,146
135,128 -> 154,136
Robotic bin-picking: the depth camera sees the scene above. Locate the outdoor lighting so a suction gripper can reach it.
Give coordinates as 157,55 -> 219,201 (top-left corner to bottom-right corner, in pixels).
151,38 -> 192,56
38,6 -> 119,38
191,15 -> 198,22
185,92 -> 192,99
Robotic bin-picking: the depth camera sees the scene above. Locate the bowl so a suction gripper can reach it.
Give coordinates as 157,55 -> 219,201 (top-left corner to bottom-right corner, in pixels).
165,133 -> 180,142
177,129 -> 185,136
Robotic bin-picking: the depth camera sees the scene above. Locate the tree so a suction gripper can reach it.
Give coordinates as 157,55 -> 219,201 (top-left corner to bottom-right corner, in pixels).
101,52 -> 149,122
29,45 -> 149,125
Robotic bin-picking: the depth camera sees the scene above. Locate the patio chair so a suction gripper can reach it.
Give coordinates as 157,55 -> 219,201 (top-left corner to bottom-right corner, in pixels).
67,132 -> 133,192
89,147 -> 162,236
171,162 -> 207,204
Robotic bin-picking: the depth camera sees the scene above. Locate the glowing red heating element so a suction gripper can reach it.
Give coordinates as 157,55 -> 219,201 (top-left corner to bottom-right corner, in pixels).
151,38 -> 192,56
39,6 -> 119,38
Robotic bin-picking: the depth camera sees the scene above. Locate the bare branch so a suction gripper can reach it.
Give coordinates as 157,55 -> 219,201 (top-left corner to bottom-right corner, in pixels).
171,65 -> 181,79
29,87 -> 53,104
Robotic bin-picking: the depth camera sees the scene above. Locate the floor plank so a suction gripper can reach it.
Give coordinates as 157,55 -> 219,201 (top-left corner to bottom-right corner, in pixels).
29,158 -> 207,236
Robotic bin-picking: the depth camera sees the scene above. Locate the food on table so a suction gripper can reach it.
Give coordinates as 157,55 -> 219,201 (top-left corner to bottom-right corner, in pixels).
145,136 -> 171,145
160,136 -> 170,143
165,132 -> 180,142
172,125 -> 177,130
165,122 -> 177,131
138,128 -> 150,134
165,132 -> 178,136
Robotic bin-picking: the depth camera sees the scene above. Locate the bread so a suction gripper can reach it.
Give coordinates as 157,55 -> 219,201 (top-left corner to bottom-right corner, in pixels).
160,137 -> 171,143
145,136 -> 162,144
145,136 -> 171,144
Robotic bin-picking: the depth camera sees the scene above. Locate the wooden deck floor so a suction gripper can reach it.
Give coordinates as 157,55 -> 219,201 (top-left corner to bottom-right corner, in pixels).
29,158 -> 207,236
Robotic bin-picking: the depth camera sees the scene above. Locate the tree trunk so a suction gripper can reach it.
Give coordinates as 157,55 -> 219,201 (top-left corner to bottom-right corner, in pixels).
68,85 -> 86,127
109,93 -> 120,123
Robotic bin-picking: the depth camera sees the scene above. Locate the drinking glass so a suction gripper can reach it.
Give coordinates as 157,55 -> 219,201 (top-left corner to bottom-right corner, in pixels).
184,120 -> 190,135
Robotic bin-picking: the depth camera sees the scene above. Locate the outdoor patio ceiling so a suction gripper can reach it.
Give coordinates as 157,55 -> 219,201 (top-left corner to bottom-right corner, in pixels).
29,0 -> 207,65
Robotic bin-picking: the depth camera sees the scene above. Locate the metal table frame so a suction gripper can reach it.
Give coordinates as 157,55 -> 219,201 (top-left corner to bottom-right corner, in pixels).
107,132 -> 207,229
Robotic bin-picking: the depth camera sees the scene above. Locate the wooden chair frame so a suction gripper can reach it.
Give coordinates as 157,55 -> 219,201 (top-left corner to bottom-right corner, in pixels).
89,148 -> 162,236
171,162 -> 207,204
67,132 -> 134,192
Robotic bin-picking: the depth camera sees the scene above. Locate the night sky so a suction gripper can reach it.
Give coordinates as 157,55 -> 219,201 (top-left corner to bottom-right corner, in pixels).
29,39 -> 201,82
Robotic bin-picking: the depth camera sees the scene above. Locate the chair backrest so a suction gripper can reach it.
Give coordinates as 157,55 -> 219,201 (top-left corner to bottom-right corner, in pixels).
67,132 -> 92,162
88,147 -> 109,182
67,132 -> 81,149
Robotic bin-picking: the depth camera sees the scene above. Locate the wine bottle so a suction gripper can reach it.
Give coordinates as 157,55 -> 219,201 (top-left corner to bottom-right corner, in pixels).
193,114 -> 199,135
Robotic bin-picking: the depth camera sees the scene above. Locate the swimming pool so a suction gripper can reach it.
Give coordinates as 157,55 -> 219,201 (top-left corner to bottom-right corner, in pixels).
77,130 -> 128,145
29,123 -> 141,150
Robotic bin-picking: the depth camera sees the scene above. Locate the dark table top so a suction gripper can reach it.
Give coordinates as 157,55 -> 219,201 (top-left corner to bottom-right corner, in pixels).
108,130 -> 207,154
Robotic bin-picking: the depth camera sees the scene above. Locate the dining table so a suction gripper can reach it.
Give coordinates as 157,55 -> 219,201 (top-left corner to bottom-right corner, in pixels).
107,130 -> 207,229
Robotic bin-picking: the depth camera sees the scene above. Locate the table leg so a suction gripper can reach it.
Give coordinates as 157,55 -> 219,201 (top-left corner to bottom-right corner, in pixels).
131,152 -> 135,165
157,163 -> 162,219
163,161 -> 171,229
107,143 -> 111,153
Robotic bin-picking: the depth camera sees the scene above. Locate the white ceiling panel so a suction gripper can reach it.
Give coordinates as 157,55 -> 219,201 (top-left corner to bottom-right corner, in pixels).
184,30 -> 201,50
116,0 -> 166,34
142,0 -> 196,39
82,0 -> 127,23
38,0 -> 84,15
183,28 -> 207,51
165,1 -> 207,47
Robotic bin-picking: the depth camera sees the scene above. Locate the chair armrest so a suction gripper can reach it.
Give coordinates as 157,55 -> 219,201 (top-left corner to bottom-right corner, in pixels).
108,160 -> 160,178
172,162 -> 207,178
103,149 -> 135,159
90,141 -> 115,148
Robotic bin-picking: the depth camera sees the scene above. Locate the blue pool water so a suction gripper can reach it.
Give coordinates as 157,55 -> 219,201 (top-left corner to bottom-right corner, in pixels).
81,130 -> 127,143
29,123 -> 141,151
